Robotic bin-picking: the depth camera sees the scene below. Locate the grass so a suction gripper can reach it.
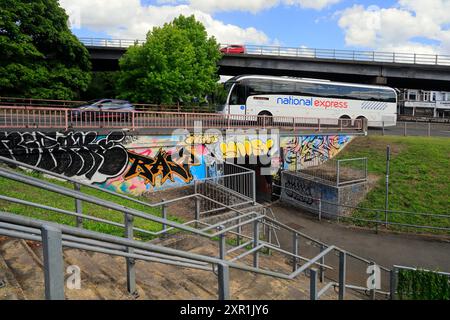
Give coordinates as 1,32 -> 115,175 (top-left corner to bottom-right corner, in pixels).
0,166 -> 184,241
335,136 -> 450,234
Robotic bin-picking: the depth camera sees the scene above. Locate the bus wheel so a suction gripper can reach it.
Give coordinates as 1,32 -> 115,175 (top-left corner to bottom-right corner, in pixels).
258,111 -> 273,127
339,115 -> 352,128
356,116 -> 367,128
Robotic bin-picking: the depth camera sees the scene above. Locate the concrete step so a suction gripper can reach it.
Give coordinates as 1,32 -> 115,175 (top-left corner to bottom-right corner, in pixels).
0,234 -> 362,300
0,238 -> 45,299
0,248 -> 26,300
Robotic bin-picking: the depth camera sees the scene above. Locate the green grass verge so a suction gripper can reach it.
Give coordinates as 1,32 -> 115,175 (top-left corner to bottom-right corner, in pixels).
0,167 -> 183,241
335,136 -> 450,234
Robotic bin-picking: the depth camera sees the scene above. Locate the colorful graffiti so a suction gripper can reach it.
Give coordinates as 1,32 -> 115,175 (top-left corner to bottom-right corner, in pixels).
1,130 -> 354,196
220,138 -> 275,159
281,135 -> 352,171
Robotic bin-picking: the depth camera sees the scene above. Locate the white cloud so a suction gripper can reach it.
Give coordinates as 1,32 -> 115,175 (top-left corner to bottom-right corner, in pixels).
59,0 -> 269,44
337,0 -> 450,54
158,0 -> 341,13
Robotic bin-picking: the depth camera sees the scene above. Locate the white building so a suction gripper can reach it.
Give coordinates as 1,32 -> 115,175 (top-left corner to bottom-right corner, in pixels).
399,89 -> 450,118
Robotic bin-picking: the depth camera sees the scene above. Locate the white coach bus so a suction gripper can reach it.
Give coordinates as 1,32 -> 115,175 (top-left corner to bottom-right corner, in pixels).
217,75 -> 398,127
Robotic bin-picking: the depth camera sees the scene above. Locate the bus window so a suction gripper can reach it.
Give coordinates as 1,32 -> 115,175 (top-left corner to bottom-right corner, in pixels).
357,87 -> 380,101
230,83 -> 247,105
379,90 -> 397,103
339,86 -> 363,100
247,79 -> 273,96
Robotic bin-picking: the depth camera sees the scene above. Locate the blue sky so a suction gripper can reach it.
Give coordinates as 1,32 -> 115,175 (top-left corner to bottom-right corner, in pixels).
62,0 -> 450,54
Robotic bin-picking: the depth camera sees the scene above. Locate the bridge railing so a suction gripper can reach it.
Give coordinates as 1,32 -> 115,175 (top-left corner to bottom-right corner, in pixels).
0,96 -> 214,113
0,105 -> 365,133
78,37 -> 450,66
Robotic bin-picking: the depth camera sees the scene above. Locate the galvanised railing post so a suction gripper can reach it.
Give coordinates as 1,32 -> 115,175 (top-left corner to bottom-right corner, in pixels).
236,215 -> 241,246
218,225 -> 226,260
310,268 -> 318,300
195,196 -> 201,228
251,170 -> 257,205
338,251 -> 346,300
292,232 -> 299,272
64,109 -> 68,131
161,199 -> 167,232
428,122 -> 431,137
404,122 -> 407,136
390,267 -> 398,300
319,245 -> 325,283
253,219 -> 260,268
131,111 -> 135,130
124,213 -> 137,297
73,182 -> 83,228
217,263 -> 230,300
41,225 -> 65,300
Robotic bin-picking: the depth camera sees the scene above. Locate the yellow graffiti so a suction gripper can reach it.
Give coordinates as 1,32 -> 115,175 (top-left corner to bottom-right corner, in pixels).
220,139 -> 274,159
184,134 -> 219,145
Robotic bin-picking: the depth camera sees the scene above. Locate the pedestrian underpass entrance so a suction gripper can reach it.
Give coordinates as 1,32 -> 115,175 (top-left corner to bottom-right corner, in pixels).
225,156 -> 273,203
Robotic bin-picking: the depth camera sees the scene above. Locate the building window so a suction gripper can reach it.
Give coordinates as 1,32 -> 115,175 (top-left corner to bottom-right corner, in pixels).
408,91 -> 418,101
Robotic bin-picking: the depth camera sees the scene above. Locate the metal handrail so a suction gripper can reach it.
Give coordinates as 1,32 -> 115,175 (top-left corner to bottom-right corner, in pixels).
0,105 -> 365,132
0,166 -> 263,239
0,155 -> 254,218
0,158 -> 394,300
278,182 -> 450,218
78,37 -> 450,66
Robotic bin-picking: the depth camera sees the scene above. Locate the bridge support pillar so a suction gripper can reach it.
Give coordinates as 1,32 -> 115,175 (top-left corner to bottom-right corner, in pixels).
373,76 -> 388,85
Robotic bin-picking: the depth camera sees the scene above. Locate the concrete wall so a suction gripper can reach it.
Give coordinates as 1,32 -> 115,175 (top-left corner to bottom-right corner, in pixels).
0,130 -> 354,197
280,171 -> 367,218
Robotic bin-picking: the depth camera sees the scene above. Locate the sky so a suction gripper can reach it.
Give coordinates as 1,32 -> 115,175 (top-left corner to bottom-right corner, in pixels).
61,0 -> 450,55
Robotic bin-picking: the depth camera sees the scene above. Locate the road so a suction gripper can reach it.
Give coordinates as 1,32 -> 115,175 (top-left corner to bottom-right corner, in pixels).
369,122 -> 450,137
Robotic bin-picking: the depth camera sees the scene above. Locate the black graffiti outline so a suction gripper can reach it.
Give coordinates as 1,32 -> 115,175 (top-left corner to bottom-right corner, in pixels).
0,131 -> 128,183
124,148 -> 197,187
285,178 -> 314,205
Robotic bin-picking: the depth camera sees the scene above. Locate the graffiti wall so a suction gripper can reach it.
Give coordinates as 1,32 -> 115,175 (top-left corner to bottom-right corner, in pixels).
280,135 -> 352,171
0,130 -> 353,197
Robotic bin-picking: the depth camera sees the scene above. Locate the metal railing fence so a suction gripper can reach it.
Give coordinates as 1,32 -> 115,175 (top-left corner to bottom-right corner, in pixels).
0,97 -> 214,113
298,157 -> 368,187
371,121 -> 450,137
0,156 -> 394,300
78,37 -> 450,66
275,183 -> 450,234
0,105 -> 364,133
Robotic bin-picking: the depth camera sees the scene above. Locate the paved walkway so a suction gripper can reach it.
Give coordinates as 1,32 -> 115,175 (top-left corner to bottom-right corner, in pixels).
271,203 -> 450,272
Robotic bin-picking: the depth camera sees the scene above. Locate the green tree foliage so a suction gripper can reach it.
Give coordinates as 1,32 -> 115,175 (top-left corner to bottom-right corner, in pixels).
397,269 -> 450,300
82,72 -> 118,101
117,15 -> 221,105
0,0 -> 91,99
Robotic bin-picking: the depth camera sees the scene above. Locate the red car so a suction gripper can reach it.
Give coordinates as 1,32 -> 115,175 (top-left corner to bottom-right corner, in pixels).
220,45 -> 246,54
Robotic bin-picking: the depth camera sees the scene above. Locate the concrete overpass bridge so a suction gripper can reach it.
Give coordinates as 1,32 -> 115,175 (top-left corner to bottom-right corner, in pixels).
81,38 -> 450,90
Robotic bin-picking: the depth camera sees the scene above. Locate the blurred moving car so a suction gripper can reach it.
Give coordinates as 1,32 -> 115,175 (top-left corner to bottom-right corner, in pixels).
220,45 -> 246,54
71,99 -> 134,122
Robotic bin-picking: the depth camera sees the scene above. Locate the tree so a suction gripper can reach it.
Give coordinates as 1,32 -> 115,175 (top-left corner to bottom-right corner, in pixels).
117,15 -> 221,105
0,0 -> 91,100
